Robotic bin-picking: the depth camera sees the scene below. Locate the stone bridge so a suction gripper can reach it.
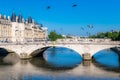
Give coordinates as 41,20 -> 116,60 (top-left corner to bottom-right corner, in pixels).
0,41 -> 119,59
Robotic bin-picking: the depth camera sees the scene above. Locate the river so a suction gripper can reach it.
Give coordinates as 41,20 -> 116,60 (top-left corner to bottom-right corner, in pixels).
0,47 -> 120,80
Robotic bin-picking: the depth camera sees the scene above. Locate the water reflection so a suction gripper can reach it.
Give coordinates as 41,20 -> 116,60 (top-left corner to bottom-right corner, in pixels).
0,57 -> 120,80
0,48 -> 120,80
93,49 -> 119,68
30,58 -> 54,70
0,53 -> 19,65
82,60 -> 91,66
43,47 -> 82,68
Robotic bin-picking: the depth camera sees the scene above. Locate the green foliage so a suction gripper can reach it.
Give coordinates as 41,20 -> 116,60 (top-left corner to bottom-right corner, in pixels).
89,35 -> 97,38
90,31 -> 120,41
48,31 -> 64,41
66,36 -> 72,38
117,31 -> 120,40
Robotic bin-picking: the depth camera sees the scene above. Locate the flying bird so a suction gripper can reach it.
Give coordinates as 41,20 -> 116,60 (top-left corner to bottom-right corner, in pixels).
87,24 -> 93,28
46,6 -> 51,10
81,27 -> 84,30
72,4 -> 77,7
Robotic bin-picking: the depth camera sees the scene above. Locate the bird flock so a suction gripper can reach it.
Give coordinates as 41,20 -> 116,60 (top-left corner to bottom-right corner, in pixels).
46,4 -> 78,10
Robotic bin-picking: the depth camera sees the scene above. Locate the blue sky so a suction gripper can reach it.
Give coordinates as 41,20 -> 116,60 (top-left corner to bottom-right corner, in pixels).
0,0 -> 120,36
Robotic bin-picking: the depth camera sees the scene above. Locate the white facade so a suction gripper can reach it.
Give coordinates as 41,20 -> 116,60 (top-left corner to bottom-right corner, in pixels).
41,27 -> 48,40
0,13 -> 48,43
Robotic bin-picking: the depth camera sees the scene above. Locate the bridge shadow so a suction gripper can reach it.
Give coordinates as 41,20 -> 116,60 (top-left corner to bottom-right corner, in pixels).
92,48 -> 111,59
0,48 -> 20,65
92,60 -> 120,73
30,46 -> 51,58
92,47 -> 120,72
0,48 -> 10,57
111,47 -> 120,66
29,57 -> 78,70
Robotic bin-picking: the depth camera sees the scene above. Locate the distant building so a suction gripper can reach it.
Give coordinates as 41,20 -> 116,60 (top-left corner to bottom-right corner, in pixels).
0,12 -> 48,43
57,38 -> 111,43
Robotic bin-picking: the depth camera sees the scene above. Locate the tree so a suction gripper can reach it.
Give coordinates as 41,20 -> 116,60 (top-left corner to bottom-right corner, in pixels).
48,31 -> 64,41
98,33 -> 105,38
89,30 -> 120,41
48,31 -> 58,41
111,32 -> 119,41
117,31 -> 120,41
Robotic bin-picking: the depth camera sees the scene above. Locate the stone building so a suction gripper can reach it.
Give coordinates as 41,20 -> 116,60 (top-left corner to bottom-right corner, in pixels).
0,12 -> 48,43
0,14 -> 12,42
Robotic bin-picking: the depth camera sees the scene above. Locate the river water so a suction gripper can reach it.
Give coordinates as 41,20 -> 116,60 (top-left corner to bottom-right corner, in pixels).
0,47 -> 120,80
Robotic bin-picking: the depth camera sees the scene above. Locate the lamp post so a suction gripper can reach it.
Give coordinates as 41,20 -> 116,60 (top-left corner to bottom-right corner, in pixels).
87,24 -> 93,37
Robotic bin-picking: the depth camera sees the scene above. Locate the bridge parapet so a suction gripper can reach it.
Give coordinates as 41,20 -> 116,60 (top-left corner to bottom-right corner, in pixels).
0,41 -> 119,59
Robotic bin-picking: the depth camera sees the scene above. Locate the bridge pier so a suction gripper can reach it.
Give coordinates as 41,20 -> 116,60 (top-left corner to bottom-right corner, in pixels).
82,53 -> 91,60
20,53 -> 32,59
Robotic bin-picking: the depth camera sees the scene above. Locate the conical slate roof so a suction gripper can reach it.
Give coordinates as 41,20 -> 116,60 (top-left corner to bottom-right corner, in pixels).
28,16 -> 32,23
18,14 -> 23,23
11,12 -> 16,22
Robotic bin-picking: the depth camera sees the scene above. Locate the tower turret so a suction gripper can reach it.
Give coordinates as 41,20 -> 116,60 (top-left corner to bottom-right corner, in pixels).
11,12 -> 16,22
18,14 -> 23,23
28,16 -> 32,23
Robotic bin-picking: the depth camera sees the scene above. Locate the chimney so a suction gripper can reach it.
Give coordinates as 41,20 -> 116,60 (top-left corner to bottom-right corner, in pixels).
8,16 -> 10,21
4,15 -> 6,19
32,19 -> 34,24
0,14 -> 1,18
22,18 -> 24,23
16,16 -> 18,22
26,19 -> 28,24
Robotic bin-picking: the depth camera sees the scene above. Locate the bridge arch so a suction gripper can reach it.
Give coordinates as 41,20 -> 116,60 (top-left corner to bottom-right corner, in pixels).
90,46 -> 117,56
30,46 -> 51,57
53,45 -> 83,56
0,47 -> 20,58
29,45 -> 83,58
0,47 -> 20,65
92,48 -> 111,57
92,46 -> 118,57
